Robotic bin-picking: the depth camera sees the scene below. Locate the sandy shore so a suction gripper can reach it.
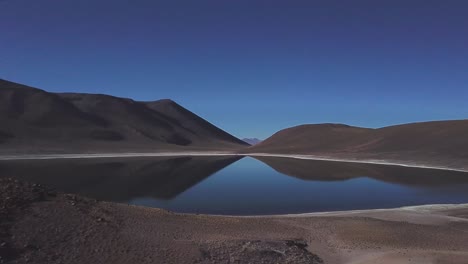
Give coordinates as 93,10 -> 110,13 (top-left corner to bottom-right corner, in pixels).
1,178 -> 468,264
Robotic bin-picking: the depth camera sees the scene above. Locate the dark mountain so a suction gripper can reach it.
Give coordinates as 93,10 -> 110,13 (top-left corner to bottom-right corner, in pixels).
0,79 -> 248,153
143,99 -> 247,146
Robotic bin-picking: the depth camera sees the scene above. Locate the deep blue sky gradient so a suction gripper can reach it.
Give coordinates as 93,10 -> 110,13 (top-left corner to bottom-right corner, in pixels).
1,0 -> 468,138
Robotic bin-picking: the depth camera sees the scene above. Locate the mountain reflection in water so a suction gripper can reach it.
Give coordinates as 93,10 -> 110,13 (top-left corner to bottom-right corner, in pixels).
0,156 -> 242,201
1,156 -> 468,215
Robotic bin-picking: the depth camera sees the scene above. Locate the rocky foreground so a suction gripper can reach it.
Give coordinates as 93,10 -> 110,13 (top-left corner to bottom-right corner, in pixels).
1,178 -> 468,264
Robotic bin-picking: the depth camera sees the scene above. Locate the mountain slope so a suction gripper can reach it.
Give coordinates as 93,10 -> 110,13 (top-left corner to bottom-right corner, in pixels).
250,124 -> 373,153
365,120 -> 468,156
0,79 -> 105,128
247,120 -> 468,169
0,79 -> 248,153
143,99 -> 247,146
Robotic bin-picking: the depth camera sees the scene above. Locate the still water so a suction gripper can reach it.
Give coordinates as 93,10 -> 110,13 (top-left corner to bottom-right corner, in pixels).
1,156 -> 468,215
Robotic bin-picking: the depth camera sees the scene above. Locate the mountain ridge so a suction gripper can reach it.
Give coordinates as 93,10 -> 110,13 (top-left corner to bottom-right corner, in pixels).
247,120 -> 468,170
0,79 -> 248,153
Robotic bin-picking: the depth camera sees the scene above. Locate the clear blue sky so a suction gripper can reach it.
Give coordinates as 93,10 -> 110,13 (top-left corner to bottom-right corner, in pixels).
1,0 -> 467,139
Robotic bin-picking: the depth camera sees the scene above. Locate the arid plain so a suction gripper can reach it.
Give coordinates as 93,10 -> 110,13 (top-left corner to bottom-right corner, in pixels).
1,79 -> 468,264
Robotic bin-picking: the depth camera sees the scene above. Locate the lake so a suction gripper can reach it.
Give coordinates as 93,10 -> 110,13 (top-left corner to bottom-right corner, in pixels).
1,155 -> 468,215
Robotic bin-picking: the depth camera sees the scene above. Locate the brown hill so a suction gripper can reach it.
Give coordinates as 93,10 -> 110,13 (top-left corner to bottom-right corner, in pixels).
247,121 -> 468,169
0,79 -> 248,153
250,124 -> 372,153
363,120 -> 468,156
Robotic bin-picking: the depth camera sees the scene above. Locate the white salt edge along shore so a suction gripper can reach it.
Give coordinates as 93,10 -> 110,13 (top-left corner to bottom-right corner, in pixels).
247,152 -> 468,173
2,152 -> 468,218
273,203 -> 468,217
204,203 -> 468,222
0,151 -> 237,160
0,151 -> 467,173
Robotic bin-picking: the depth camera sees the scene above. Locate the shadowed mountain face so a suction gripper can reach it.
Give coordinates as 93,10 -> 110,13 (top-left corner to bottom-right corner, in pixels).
247,121 -> 468,169
0,156 -> 242,201
255,156 -> 468,187
0,79 -> 248,153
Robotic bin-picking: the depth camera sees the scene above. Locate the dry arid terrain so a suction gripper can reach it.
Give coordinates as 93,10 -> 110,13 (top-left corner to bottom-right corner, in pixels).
1,177 -> 468,264
2,79 -> 468,264
245,121 -> 468,171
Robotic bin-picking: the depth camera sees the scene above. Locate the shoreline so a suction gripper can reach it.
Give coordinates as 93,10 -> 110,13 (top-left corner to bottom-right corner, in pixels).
151,203 -> 468,219
277,203 -> 468,218
2,177 -> 468,264
1,152 -> 468,219
247,152 -> 468,173
0,151 -> 238,160
1,151 -> 467,173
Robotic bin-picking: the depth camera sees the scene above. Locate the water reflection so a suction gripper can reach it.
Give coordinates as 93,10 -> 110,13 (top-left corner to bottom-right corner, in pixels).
1,155 -> 468,215
0,156 -> 242,201
254,156 -> 468,186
